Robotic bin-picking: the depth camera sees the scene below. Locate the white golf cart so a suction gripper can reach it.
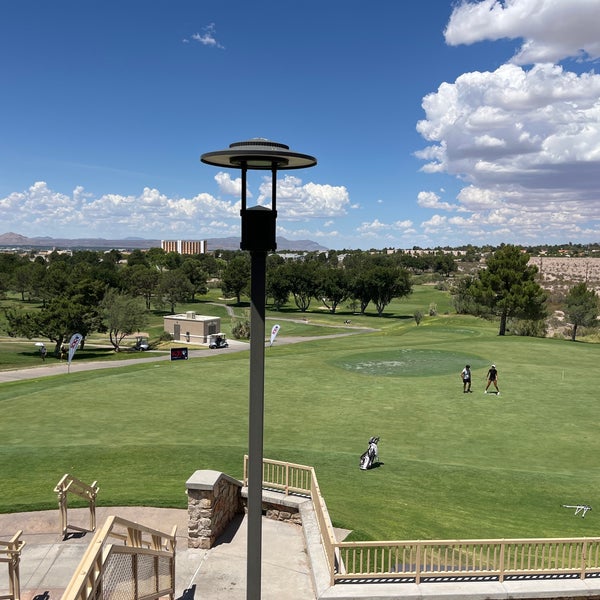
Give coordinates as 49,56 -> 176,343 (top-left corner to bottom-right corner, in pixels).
208,333 -> 229,349
134,336 -> 149,351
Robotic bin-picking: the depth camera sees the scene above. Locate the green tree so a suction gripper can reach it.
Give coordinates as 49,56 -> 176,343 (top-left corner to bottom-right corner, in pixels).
315,266 -> 350,314
367,265 -> 412,316
564,282 -> 599,341
469,245 -> 547,336
345,253 -> 412,315
5,297 -> 98,355
344,253 -> 374,314
285,260 -> 319,312
103,249 -> 123,265
266,262 -> 291,310
164,251 -> 183,271
146,247 -> 168,271
157,270 -> 194,313
194,253 -> 220,278
38,261 -> 70,306
180,258 -> 209,300
452,276 -> 483,315
432,251 -> 458,277
122,264 -> 160,309
11,262 -> 38,301
126,249 -> 149,267
221,254 -> 251,303
101,289 -> 149,351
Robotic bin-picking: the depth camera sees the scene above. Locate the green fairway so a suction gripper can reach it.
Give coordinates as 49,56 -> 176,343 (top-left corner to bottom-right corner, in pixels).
1,287 -> 599,543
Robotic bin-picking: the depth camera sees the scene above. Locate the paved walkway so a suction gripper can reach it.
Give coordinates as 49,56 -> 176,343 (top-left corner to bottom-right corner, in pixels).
0,328 -> 375,383
5,502 -> 600,600
0,507 -> 316,600
0,341 -> 250,383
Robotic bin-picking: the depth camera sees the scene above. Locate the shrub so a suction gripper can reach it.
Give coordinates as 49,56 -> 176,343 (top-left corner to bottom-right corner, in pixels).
507,318 -> 548,337
232,319 -> 251,340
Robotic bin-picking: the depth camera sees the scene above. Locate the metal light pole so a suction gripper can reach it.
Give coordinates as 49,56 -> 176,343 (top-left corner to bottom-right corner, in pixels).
201,139 -> 316,600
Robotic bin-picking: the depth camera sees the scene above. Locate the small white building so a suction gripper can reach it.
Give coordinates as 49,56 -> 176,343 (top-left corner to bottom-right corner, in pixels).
163,312 -> 221,344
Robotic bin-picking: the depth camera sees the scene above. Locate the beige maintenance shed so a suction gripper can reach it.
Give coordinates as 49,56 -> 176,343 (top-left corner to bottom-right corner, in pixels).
163,312 -> 221,344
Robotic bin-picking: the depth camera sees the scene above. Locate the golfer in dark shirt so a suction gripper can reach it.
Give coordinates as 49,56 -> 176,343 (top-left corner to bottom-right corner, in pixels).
485,364 -> 499,395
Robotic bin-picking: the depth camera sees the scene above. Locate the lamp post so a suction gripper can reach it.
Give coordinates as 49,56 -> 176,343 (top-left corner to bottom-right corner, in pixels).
201,139 -> 317,600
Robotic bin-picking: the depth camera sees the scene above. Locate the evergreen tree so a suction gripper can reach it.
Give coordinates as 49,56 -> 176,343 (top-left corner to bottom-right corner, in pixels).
564,282 -> 599,341
468,245 -> 547,336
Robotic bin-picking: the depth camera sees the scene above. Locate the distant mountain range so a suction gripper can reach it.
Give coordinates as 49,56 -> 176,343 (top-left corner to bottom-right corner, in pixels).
0,232 -> 327,252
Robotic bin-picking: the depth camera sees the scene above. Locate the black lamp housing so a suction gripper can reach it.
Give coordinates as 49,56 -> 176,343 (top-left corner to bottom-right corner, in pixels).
201,138 -> 317,252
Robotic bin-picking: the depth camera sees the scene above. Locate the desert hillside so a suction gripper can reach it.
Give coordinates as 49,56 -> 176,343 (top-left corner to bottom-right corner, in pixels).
529,257 -> 600,295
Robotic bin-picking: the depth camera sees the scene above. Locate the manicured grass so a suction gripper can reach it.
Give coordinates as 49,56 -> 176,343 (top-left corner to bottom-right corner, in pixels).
1,287 -> 599,543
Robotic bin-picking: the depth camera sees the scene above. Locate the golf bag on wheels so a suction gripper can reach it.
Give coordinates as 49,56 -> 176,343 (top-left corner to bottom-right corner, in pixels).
359,436 -> 380,470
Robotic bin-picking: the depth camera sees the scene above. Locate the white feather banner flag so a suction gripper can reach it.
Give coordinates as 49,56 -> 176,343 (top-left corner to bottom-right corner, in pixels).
67,333 -> 83,369
269,324 -> 280,347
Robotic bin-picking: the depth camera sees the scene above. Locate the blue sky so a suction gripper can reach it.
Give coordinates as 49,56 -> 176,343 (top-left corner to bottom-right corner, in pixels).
1,0 -> 600,250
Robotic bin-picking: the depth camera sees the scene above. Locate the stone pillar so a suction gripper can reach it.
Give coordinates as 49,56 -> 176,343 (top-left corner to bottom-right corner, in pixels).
186,470 -> 243,549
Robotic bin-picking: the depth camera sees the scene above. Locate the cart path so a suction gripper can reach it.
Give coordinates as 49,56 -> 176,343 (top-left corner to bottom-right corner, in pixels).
0,325 -> 378,383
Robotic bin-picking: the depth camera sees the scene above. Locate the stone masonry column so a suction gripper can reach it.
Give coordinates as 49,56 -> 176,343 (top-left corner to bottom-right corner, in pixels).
186,470 -> 243,549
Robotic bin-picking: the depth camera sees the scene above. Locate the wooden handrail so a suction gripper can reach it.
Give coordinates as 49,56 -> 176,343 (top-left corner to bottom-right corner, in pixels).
253,457 -> 600,585
54,474 -> 99,538
0,530 -> 25,600
61,515 -> 177,600
334,537 -> 600,582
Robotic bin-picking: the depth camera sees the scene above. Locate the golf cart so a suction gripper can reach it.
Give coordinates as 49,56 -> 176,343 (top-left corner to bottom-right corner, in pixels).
208,333 -> 229,349
134,336 -> 149,351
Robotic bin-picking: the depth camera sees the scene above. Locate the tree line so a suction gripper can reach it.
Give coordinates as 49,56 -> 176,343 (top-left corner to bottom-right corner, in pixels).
1,247 -> 453,352
0,248 -> 219,354
1,244 -> 597,353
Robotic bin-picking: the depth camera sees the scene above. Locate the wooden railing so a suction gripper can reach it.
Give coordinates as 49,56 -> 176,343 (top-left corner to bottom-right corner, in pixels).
60,515 -> 177,600
243,456 -> 338,585
54,474 -> 99,538
335,537 -> 600,583
308,465 -> 339,586
243,455 -> 312,496
251,458 -> 600,585
0,531 -> 25,600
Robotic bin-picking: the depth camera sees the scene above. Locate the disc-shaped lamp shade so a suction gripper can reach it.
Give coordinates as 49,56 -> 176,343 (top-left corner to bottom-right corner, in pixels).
201,138 -> 317,171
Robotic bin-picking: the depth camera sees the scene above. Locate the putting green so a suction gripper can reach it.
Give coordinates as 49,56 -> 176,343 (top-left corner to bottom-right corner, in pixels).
334,348 -> 487,377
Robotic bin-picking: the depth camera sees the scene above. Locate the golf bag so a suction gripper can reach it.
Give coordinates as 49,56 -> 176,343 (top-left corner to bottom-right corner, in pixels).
359,436 -> 380,470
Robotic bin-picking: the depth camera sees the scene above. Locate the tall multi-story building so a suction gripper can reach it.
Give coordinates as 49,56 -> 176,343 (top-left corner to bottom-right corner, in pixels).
161,240 -> 207,255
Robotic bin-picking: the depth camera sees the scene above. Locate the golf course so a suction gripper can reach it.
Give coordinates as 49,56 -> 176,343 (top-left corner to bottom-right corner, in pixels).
1,284 -> 598,543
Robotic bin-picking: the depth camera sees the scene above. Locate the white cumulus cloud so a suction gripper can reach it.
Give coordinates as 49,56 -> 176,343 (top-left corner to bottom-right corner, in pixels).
0,175 -> 350,242
417,191 -> 459,211
0,182 -> 241,239
214,172 -> 244,197
445,0 -> 600,65
416,59 -> 600,242
257,175 -> 350,220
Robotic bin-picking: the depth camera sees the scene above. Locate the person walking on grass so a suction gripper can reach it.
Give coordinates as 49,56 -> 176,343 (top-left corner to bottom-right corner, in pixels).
485,364 -> 500,395
461,364 -> 472,393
